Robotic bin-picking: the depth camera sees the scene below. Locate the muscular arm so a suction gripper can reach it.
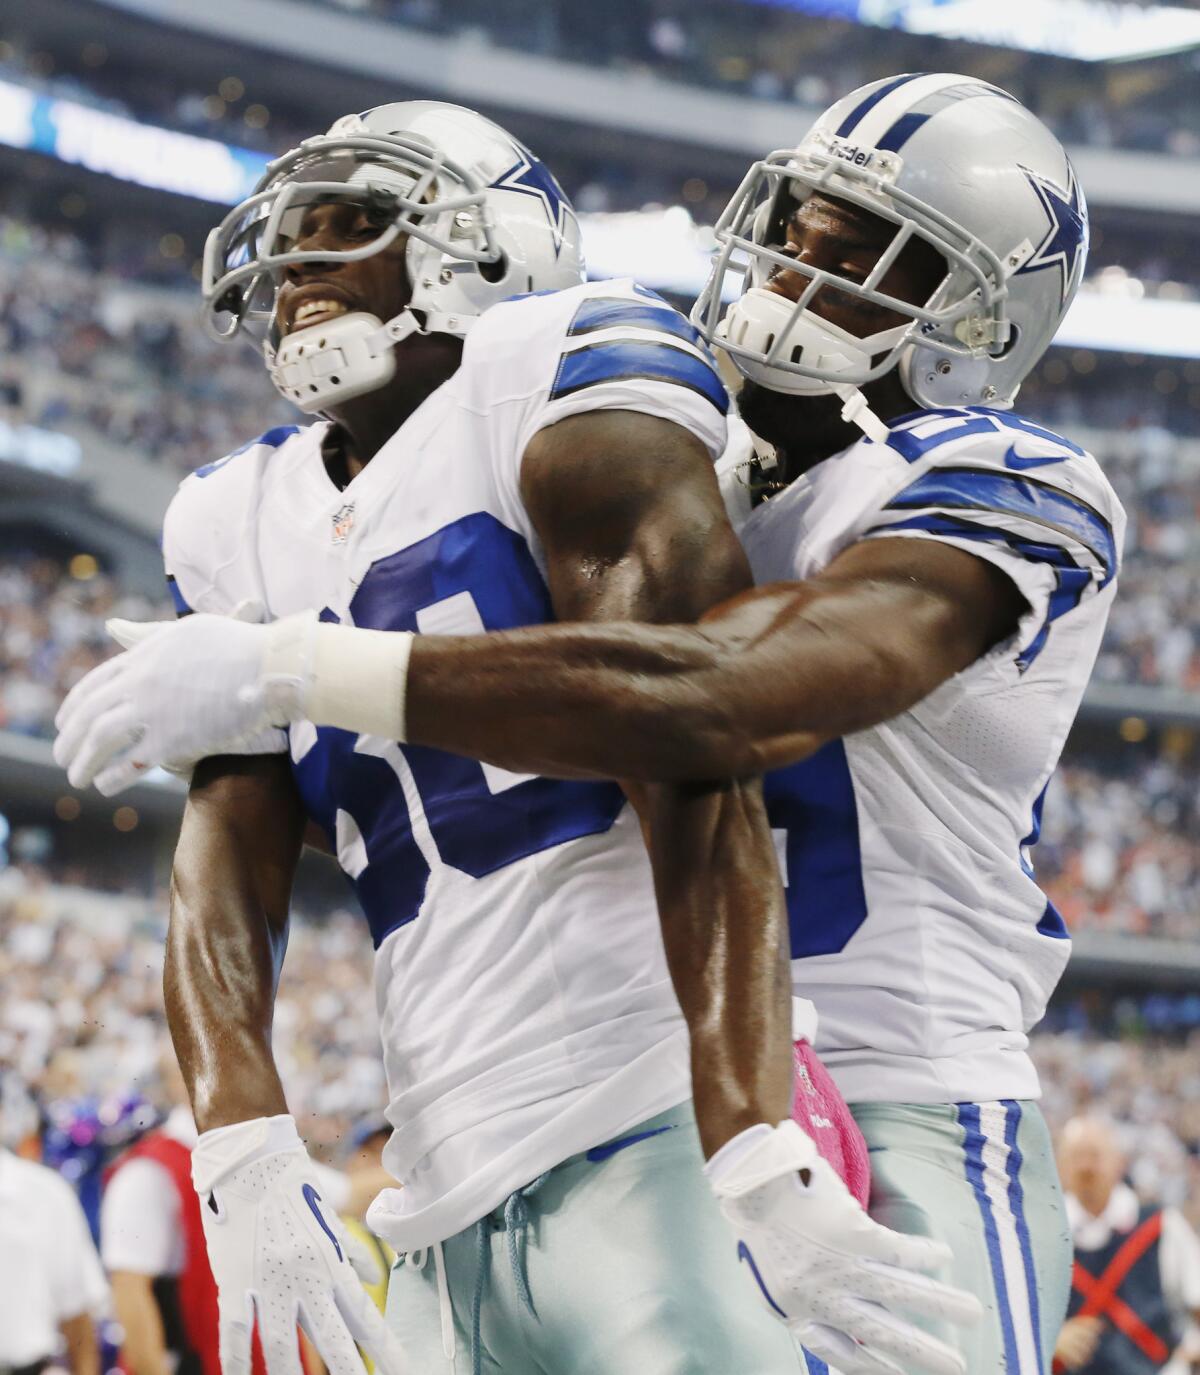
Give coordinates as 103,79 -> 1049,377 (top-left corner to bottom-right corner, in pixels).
518,409 -> 792,1154
165,754 -> 305,1131
405,531 -> 1027,781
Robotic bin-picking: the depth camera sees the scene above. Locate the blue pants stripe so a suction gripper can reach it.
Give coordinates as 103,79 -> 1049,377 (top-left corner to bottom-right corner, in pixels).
1003,1100 -> 1046,1375
959,1103 -> 1020,1372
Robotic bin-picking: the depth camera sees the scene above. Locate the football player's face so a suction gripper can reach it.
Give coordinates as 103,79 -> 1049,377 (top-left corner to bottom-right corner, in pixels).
764,191 -> 945,338
273,199 -> 411,339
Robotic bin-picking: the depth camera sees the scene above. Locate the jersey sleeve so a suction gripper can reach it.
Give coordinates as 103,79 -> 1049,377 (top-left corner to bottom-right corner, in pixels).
861,423 -> 1124,672
525,286 -> 729,457
99,1157 -> 182,1275
161,426 -> 300,617
465,281 -> 730,463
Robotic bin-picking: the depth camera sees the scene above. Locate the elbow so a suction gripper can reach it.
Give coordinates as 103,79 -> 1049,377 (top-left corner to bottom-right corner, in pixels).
618,636 -> 825,780
629,689 -> 801,781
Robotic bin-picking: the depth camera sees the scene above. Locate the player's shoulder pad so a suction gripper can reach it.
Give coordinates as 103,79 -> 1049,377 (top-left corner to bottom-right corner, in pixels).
175,423 -> 308,497
460,278 -> 728,415
886,407 -> 1113,501
162,424 -> 313,587
876,406 -> 1125,585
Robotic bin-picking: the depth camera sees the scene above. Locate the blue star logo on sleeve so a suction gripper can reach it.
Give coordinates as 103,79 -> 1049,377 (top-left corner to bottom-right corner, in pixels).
491,153 -> 576,259
1015,164 -> 1088,308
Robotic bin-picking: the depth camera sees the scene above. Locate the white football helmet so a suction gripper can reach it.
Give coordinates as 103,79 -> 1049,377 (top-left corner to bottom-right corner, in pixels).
202,100 -> 584,412
692,74 -> 1089,436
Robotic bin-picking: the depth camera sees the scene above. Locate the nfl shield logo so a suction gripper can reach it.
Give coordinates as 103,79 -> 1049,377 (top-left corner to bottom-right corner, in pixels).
331,502 -> 355,545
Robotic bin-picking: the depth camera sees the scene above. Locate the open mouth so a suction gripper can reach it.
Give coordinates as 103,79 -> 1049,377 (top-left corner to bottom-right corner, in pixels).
288,298 -> 352,333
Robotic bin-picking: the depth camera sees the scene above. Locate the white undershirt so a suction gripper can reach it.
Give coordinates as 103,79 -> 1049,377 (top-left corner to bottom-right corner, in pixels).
1066,1183 -> 1200,1327
100,1106 -> 197,1276
0,1148 -> 110,1365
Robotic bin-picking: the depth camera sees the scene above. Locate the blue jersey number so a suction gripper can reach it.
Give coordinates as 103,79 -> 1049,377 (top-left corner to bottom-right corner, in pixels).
291,514 -> 624,947
764,742 -> 869,959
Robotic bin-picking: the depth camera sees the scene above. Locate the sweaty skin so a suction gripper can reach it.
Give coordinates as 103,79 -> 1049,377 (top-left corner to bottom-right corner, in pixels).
166,201 -> 794,1158
401,193 -> 1025,778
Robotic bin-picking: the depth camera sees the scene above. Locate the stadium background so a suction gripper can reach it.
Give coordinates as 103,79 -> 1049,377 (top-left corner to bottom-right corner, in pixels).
1,0 -> 1199,1325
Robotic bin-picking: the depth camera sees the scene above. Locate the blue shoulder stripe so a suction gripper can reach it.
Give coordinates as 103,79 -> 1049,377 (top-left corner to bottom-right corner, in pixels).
194,425 -> 301,479
550,340 -> 729,415
886,467 -> 1116,586
568,296 -> 704,347
876,512 -> 1094,670
230,424 -> 301,458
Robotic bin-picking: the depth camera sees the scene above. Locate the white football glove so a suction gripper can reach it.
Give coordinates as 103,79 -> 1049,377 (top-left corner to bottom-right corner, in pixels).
711,1121 -> 981,1375
193,1116 -> 409,1375
52,608 -> 314,796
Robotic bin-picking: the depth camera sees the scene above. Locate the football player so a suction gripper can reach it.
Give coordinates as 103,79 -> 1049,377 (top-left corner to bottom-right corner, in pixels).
56,102 -> 976,1375
61,74 -> 1123,1373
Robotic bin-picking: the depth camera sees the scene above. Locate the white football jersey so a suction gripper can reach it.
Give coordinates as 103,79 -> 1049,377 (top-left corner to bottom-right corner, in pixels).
162,278 -> 729,1249
721,406 -> 1125,1106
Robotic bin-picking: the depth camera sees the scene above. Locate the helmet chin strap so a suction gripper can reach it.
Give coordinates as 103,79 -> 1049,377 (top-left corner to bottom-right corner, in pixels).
833,384 -> 891,444
267,305 -> 477,414
718,292 -> 895,445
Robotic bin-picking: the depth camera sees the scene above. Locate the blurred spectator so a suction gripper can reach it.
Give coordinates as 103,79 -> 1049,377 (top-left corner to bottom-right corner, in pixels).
1055,1116 -> 1200,1373
102,1057 -> 217,1375
1035,1034 -> 1200,1228
0,1122 -> 109,1375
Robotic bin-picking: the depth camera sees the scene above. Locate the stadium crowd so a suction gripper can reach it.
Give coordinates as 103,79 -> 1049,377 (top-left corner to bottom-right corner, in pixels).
0,862 -> 385,1162
299,0 -> 1200,156
2,859 -> 1197,1241
8,0 -> 1200,157
3,193 -> 1199,500
1039,755 -> 1200,943
0,556 -> 167,741
3,546 -> 1200,948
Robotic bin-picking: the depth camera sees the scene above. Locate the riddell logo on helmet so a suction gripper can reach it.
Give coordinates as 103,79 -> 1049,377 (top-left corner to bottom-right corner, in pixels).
827,140 -> 877,168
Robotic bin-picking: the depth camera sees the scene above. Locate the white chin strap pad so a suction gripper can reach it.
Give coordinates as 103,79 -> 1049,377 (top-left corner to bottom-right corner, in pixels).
268,309 -> 421,413
723,288 -> 893,396
721,290 -> 894,443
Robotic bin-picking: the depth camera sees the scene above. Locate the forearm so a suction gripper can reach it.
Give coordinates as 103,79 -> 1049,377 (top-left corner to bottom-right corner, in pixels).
403,576 -> 935,780
60,1314 -> 100,1375
630,776 -> 793,1154
110,1274 -> 170,1375
166,757 -> 302,1131
510,411 -> 802,1153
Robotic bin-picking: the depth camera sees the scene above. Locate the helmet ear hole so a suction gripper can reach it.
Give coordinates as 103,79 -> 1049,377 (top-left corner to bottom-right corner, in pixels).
479,250 -> 509,285
995,323 -> 1020,359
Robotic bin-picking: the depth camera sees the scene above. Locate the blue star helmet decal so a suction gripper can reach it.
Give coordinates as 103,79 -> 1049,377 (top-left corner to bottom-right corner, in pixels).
491,148 -> 576,259
1015,163 -> 1088,308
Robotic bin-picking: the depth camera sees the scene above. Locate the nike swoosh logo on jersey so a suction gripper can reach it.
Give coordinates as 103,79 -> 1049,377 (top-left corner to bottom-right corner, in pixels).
585,1124 -> 677,1162
1004,443 -> 1068,470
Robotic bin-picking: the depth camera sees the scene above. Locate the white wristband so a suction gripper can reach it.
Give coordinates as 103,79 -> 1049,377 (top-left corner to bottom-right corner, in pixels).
192,1113 -> 300,1193
305,622 -> 414,742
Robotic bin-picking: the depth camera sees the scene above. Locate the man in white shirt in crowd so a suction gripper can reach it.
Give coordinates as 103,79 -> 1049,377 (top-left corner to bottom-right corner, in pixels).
0,1076 -> 108,1375
1056,1116 -> 1200,1374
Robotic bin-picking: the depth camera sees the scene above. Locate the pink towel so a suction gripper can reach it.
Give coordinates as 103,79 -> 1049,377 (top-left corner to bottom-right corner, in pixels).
792,1038 -> 871,1208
